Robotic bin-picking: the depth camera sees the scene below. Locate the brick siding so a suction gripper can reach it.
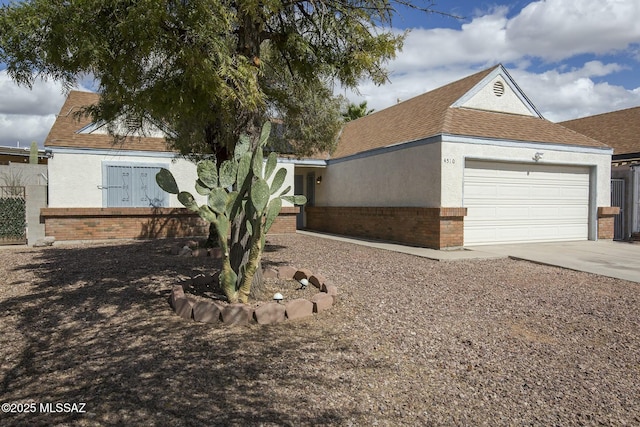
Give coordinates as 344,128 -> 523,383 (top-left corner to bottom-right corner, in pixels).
305,206 -> 467,249
597,206 -> 620,240
41,207 -> 299,241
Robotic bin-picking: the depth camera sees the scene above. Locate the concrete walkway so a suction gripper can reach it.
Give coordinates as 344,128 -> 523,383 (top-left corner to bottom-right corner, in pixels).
297,231 -> 640,283
477,240 -> 640,283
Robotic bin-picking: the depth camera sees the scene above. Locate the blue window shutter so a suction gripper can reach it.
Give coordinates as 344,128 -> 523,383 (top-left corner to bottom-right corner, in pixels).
133,166 -> 167,207
106,165 -> 132,207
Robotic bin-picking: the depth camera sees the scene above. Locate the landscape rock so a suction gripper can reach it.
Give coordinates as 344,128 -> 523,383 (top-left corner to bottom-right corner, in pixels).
191,248 -> 208,258
221,303 -> 253,326
208,247 -> 223,259
253,302 -> 286,325
263,268 -> 279,279
169,285 -> 185,309
33,237 -> 55,247
174,297 -> 195,320
178,246 -> 192,257
277,266 -> 298,280
309,274 -> 326,289
293,268 -> 314,281
310,292 -> 333,313
193,300 -> 223,323
323,284 -> 338,303
285,298 -> 314,320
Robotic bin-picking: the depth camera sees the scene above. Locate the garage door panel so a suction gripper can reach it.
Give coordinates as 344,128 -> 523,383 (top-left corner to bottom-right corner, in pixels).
464,161 -> 590,246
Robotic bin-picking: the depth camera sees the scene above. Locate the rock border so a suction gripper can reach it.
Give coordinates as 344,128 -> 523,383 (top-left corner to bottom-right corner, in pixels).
168,267 -> 338,326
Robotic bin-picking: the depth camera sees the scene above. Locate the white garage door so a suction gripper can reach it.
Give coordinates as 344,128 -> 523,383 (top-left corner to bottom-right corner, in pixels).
463,161 -> 590,246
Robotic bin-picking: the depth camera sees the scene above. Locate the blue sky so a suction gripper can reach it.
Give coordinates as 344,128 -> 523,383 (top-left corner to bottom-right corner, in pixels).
1,0 -> 640,147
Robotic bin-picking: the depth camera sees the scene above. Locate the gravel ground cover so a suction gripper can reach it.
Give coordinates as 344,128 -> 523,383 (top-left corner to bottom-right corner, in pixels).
1,234 -> 639,426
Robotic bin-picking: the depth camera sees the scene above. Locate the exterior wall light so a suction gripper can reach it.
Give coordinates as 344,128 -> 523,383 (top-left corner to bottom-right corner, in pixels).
533,152 -> 544,162
316,176 -> 322,184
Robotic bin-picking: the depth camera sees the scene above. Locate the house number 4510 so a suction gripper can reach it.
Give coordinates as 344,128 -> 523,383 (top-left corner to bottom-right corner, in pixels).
443,158 -> 456,164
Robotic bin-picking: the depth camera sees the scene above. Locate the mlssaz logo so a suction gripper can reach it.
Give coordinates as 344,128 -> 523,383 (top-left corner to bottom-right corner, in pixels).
40,402 -> 87,413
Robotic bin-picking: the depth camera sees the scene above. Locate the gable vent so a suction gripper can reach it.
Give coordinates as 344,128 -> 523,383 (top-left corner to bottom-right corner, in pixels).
493,81 -> 505,97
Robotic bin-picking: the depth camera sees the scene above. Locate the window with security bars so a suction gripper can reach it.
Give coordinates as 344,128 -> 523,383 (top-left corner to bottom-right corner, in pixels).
103,164 -> 168,207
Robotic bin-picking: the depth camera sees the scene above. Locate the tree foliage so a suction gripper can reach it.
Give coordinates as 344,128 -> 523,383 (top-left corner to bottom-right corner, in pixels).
1,0 -> 447,297
0,0 -> 412,158
342,100 -> 375,122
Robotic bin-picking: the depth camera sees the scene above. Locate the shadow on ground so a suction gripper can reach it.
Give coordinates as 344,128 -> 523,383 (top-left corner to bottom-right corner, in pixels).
0,240 -> 368,426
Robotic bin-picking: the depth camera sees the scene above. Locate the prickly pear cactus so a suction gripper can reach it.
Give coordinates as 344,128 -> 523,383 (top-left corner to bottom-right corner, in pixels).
156,122 -> 306,303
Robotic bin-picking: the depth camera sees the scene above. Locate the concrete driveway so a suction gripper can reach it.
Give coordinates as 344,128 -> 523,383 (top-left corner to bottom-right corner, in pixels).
472,240 -> 640,283
298,231 -> 640,283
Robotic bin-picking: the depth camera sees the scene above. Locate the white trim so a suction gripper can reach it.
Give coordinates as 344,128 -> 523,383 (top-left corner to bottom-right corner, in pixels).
77,121 -> 108,134
48,146 -> 178,159
443,134 -> 613,155
278,157 -> 327,167
330,133 -> 612,165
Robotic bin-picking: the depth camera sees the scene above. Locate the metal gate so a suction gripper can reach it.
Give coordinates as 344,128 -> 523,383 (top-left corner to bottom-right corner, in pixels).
611,179 -> 625,240
0,186 -> 27,244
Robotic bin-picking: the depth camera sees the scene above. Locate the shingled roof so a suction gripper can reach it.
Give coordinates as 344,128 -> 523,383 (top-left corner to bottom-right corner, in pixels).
560,106 -> 640,156
44,91 -> 170,152
333,65 -> 608,159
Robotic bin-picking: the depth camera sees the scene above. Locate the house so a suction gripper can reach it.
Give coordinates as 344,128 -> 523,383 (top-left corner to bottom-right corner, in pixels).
41,91 -> 299,241
41,64 -> 618,248
303,65 -> 617,248
561,107 -> 640,240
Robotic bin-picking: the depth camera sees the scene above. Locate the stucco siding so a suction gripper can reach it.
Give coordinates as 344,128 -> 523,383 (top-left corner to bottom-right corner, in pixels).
48,149 -> 296,209
440,139 -> 612,208
318,142 -> 441,207
48,151 -> 196,208
459,75 -> 536,117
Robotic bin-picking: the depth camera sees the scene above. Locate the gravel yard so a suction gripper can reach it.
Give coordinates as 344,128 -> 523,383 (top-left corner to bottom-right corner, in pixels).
1,234 -> 639,426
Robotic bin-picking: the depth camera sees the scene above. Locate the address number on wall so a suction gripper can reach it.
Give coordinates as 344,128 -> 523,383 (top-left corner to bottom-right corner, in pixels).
443,158 -> 456,164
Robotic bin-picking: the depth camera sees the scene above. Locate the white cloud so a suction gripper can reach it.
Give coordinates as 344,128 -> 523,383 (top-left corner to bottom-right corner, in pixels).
511,62 -> 640,121
0,72 -> 67,115
341,0 -> 640,122
0,113 -> 57,147
1,0 -> 639,140
0,71 -> 68,147
506,0 -> 640,61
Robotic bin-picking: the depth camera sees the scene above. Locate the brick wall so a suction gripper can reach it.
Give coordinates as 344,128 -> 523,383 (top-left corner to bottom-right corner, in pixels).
305,206 -> 467,249
597,206 -> 620,240
41,207 -> 299,241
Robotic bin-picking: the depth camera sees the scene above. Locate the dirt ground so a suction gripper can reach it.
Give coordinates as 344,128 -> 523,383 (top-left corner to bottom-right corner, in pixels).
1,235 -> 639,426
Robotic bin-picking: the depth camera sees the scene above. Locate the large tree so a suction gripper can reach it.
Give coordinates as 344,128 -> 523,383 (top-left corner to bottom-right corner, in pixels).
0,0 -> 445,301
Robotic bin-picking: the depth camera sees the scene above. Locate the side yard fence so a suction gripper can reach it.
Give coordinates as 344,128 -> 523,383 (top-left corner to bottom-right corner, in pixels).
0,186 -> 27,244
